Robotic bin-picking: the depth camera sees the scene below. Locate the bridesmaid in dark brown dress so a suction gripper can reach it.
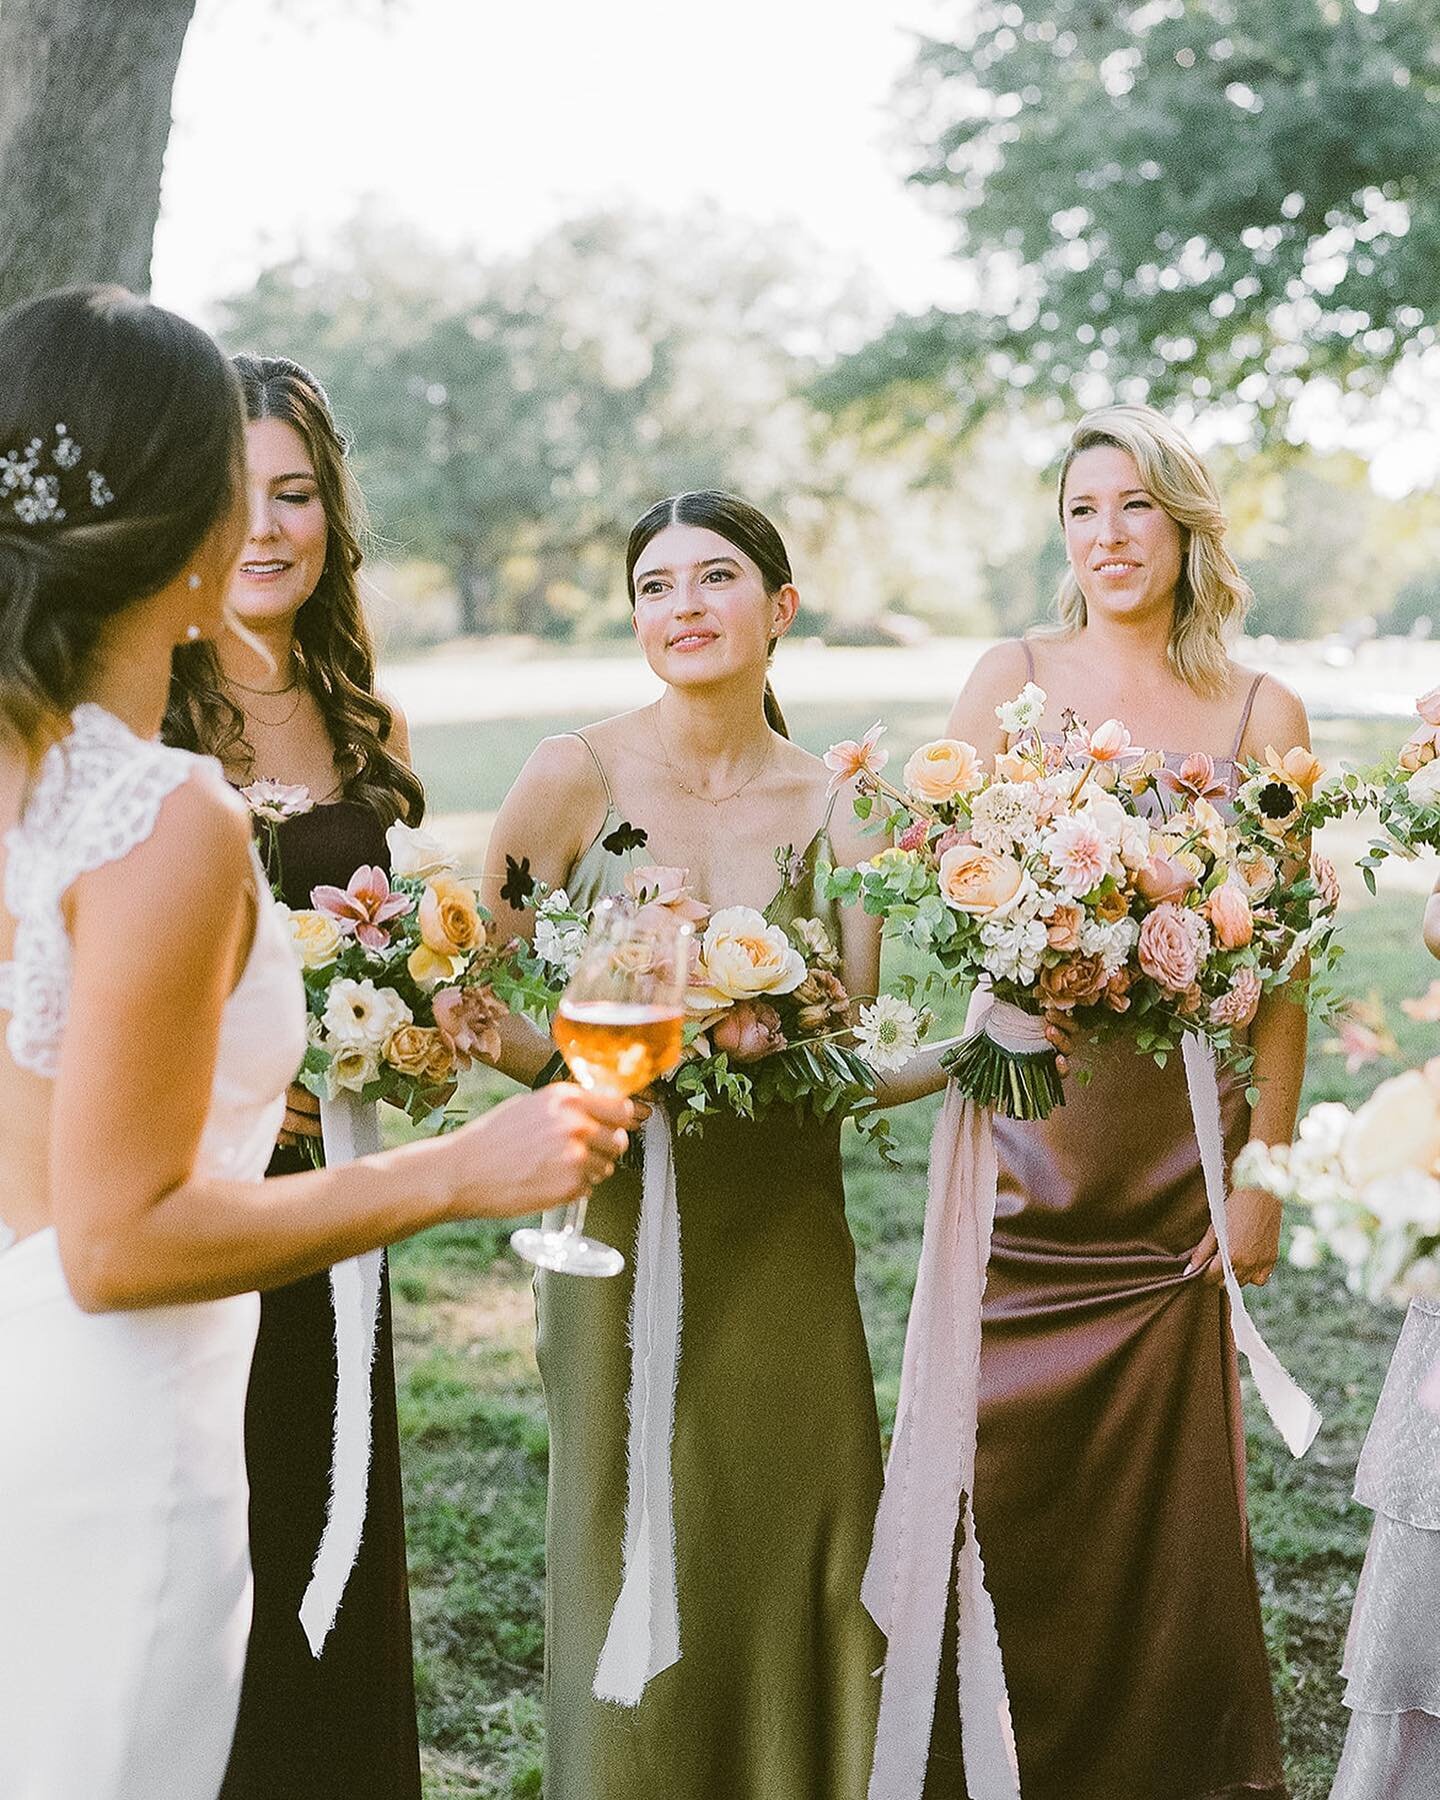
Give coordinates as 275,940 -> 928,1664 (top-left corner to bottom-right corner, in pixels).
166,355 -> 426,1800
924,405 -> 1311,1800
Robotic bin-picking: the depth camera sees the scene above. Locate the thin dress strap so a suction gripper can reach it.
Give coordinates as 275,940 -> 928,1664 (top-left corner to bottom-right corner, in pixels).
1229,672 -> 1266,763
561,730 -> 614,811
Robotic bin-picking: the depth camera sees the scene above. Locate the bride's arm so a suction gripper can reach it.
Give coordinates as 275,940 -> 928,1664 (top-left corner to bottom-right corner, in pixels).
52,777 -> 631,1312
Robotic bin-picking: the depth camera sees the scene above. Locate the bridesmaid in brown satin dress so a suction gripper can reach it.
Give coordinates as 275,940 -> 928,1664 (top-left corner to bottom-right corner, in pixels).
166,356 -> 426,1800
926,404 -> 1311,1800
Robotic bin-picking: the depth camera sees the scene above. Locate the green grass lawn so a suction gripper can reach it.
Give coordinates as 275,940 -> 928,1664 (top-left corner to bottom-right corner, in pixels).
391,707 -> 1434,1799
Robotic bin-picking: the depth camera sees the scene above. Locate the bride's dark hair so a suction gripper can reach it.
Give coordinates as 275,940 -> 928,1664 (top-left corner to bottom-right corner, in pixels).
625,490 -> 792,738
165,354 -> 424,826
0,286 -> 243,750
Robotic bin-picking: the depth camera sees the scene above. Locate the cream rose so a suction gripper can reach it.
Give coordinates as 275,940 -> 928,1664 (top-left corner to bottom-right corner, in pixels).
285,907 -> 344,971
903,738 -> 984,805
385,820 -> 458,880
1342,1069 -> 1440,1187
938,844 -> 1026,915
690,906 -> 806,1007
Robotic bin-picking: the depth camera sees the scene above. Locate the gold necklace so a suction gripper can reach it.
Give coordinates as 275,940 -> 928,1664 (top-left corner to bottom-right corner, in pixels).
233,683 -> 305,729
651,703 -> 772,806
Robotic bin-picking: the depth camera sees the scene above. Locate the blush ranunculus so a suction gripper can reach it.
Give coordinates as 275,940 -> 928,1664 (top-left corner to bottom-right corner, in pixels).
1206,882 -> 1254,949
903,738 -> 984,805
938,844 -> 1026,915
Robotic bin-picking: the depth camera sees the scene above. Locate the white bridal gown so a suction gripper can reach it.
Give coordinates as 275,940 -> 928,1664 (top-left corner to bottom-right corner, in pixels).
0,704 -> 306,1800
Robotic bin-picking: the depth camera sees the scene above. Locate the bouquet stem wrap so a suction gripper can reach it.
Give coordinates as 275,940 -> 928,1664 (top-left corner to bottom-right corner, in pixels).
943,1003 -> 1063,1120
863,1001 -> 1320,1800
593,1107 -> 682,1704
299,1095 -> 386,1657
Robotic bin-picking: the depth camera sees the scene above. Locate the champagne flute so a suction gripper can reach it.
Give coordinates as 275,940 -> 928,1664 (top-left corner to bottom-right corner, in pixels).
512,898 -> 691,1277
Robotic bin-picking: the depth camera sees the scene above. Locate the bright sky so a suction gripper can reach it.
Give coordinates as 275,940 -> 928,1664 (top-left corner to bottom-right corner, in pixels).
152,0 -> 965,325
150,0 -> 1438,496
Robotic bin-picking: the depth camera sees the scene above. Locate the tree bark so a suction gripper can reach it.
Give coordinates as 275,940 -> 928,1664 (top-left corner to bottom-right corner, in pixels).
0,0 -> 198,314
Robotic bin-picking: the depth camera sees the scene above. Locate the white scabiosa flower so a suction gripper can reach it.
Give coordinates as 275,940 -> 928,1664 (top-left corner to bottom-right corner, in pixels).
969,780 -> 1041,857
854,994 -> 925,1072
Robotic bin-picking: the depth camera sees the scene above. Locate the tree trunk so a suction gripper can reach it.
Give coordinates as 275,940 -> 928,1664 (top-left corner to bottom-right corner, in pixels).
454,542 -> 491,637
0,0 -> 198,314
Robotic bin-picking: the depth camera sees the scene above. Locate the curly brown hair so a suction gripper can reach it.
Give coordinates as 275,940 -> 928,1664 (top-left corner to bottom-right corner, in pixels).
165,354 -> 424,826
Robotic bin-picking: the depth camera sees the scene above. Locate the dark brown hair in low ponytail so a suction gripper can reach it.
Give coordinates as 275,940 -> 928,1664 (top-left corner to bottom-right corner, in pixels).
624,490 -> 792,739
0,286 -> 243,752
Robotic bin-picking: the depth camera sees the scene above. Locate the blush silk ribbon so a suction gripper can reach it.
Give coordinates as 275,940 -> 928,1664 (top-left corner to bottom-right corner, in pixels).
593,1106 -> 683,1705
862,1000 -> 1320,1800
300,1095 -> 387,1657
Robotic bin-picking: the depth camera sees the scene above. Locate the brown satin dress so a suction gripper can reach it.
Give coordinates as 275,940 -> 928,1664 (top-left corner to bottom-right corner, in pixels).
926,663 -> 1287,1800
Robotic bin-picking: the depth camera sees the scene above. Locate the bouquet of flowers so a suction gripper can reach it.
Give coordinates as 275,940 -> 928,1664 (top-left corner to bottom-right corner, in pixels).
821,683 -> 1349,1119
1356,685 -> 1440,888
1235,1064 -> 1440,1307
242,794 -> 511,1138
506,859 -> 928,1147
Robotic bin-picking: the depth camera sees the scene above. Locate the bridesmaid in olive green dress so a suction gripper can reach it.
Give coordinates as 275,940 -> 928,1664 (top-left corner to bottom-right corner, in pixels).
484,493 -> 896,1800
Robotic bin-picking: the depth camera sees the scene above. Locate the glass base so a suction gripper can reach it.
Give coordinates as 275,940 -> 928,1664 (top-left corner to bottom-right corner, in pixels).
510,1225 -> 625,1278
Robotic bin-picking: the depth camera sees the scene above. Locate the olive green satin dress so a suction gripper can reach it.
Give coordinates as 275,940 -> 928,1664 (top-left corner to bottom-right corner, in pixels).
536,757 -> 883,1800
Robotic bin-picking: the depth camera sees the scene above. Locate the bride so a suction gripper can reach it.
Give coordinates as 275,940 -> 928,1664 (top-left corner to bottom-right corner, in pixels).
0,286 -> 631,1800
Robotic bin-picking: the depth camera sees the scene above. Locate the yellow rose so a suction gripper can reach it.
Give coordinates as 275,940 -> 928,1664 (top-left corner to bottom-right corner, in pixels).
407,943 -> 467,988
287,908 -> 343,970
384,1023 -> 456,1083
903,738 -> 984,805
938,844 -> 1026,915
419,877 -> 484,957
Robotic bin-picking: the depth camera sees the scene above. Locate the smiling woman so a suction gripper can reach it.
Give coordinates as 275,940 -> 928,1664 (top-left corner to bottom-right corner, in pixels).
166,356 -> 427,1800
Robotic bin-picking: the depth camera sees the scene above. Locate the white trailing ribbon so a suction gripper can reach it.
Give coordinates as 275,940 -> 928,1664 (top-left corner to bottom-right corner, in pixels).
594,1106 -> 682,1704
299,1094 -> 386,1656
863,1003 -> 1320,1800
1180,1033 -> 1322,1457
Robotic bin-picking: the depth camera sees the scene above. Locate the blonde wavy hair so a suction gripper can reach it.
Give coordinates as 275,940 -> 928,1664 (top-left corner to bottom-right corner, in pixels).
1050,404 -> 1251,698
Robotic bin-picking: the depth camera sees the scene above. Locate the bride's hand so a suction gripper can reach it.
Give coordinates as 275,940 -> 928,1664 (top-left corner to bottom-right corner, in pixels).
1183,1187 -> 1282,1288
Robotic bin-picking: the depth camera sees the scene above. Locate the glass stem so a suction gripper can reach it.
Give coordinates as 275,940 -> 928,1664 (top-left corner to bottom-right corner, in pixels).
561,1195 -> 591,1238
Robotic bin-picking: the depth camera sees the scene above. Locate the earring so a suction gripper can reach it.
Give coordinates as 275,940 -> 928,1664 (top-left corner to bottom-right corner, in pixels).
187,573 -> 202,590
185,625 -> 202,642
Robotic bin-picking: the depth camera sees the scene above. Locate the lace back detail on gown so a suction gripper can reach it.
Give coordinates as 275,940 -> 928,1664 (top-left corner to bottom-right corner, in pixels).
1,705 -> 200,1077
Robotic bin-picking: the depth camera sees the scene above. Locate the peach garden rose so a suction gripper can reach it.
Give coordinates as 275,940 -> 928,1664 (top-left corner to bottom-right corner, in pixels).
937,844 -> 1025,915
904,738 -> 985,805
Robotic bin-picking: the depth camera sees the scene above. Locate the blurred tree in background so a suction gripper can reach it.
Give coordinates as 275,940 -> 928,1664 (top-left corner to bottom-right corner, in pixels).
216,210 -> 1014,642
824,0 -> 1440,441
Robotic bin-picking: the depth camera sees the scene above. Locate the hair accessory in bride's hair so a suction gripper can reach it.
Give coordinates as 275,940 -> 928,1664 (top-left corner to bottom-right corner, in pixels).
0,423 -> 112,525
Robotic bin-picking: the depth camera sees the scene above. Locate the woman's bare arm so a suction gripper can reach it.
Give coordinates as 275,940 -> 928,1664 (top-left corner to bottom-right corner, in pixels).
50,775 -> 630,1312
